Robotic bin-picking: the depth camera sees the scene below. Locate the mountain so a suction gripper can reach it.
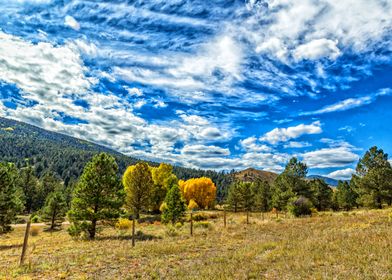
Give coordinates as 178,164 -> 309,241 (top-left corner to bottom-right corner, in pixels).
307,175 -> 340,187
0,117 -> 231,201
234,168 -> 278,184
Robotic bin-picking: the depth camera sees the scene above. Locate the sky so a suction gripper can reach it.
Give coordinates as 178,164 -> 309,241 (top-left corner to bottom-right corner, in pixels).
0,0 -> 391,180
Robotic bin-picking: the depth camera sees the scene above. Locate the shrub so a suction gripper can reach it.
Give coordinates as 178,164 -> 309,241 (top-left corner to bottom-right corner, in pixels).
175,222 -> 183,229
288,196 -> 313,217
188,199 -> 199,210
115,218 -> 133,231
165,225 -> 179,237
31,215 -> 40,223
30,226 -> 40,236
194,221 -> 213,230
192,212 -> 219,221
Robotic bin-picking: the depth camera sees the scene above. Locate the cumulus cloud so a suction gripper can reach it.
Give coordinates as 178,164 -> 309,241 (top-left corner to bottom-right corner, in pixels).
64,15 -> 80,31
181,145 -> 230,158
327,168 -> 355,180
293,39 -> 340,61
302,147 -> 359,169
260,121 -> 322,144
0,32 -> 93,103
284,141 -> 311,149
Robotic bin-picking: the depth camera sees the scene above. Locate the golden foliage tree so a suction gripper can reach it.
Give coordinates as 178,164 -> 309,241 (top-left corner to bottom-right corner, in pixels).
179,177 -> 216,209
150,163 -> 178,212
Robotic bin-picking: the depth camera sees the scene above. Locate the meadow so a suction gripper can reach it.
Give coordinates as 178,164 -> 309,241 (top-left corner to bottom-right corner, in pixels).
1,209 -> 392,280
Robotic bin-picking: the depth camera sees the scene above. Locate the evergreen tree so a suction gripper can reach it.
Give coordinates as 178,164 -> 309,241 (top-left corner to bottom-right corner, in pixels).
35,172 -> 62,210
0,163 -> 23,234
335,181 -> 357,210
41,188 -> 67,230
150,163 -> 177,213
353,146 -> 392,208
226,182 -> 242,212
309,179 -> 333,211
161,183 -> 186,224
272,157 -> 310,210
19,165 -> 39,213
123,162 -> 153,219
68,153 -> 123,239
252,179 -> 272,213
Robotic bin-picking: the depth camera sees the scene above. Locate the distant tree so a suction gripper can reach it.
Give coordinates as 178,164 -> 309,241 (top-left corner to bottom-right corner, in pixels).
252,179 -> 272,214
335,181 -> 357,211
238,181 -> 255,213
352,146 -> 392,208
35,172 -> 62,211
226,182 -> 242,212
309,179 -> 333,211
123,162 -> 153,219
18,165 -> 39,213
161,183 -> 186,224
41,188 -> 67,230
150,163 -> 178,212
272,157 -> 311,211
179,177 -> 216,209
68,153 -> 123,239
0,163 -> 24,234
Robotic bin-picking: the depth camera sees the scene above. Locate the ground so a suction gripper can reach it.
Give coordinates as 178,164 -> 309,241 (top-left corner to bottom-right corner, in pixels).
1,209 -> 392,279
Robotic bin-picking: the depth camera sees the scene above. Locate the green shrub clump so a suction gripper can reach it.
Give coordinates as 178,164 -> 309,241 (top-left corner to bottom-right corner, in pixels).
288,196 -> 313,217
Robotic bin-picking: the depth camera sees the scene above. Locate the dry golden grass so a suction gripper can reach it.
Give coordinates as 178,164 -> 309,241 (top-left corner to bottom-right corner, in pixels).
1,209 -> 392,279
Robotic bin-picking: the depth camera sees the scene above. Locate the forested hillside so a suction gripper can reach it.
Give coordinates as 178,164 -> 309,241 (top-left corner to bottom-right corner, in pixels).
0,117 -> 232,201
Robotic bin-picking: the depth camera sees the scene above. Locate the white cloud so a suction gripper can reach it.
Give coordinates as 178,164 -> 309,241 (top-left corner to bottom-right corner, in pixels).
133,100 -> 146,109
64,15 -> 80,31
260,121 -> 322,144
302,147 -> 359,169
301,88 -> 391,115
0,32 -> 93,103
284,141 -> 311,148
125,87 -> 143,97
181,144 -> 230,158
327,168 -> 355,180
293,39 -> 340,61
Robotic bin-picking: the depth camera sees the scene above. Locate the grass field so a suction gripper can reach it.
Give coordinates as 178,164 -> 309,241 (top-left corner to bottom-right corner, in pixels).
1,209 -> 392,279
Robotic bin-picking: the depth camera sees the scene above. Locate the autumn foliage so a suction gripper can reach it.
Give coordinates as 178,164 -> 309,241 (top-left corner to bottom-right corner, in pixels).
179,177 -> 216,209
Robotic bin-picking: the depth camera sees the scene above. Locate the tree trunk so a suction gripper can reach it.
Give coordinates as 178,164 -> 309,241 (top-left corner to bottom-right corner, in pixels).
51,209 -> 56,230
90,218 -> 97,239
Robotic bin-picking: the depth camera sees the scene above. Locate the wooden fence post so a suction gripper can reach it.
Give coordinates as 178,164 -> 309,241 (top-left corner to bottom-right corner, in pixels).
223,209 -> 227,228
246,211 -> 249,224
190,212 -> 193,236
132,217 -> 135,247
20,218 -> 31,266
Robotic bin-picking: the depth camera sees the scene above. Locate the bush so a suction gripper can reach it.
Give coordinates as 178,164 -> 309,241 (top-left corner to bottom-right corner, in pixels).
288,196 -> 313,217
31,215 -> 40,223
175,222 -> 183,229
30,226 -> 40,236
165,225 -> 179,237
194,221 -> 213,230
115,218 -> 133,231
192,212 -> 218,221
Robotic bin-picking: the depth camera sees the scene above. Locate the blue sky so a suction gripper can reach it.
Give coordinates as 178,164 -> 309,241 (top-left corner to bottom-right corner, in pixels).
0,0 -> 391,179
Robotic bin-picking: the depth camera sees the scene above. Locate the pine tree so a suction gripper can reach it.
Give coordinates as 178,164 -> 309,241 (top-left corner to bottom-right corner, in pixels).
68,153 -> 123,239
226,182 -> 242,212
309,179 -> 333,211
253,179 -> 272,213
353,146 -> 392,208
0,163 -> 23,234
335,181 -> 357,210
41,188 -> 67,230
161,183 -> 186,224
19,165 -> 39,213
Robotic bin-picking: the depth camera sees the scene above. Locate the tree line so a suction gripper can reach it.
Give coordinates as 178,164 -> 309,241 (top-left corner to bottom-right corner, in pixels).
1,145 -> 391,236
226,146 -> 392,216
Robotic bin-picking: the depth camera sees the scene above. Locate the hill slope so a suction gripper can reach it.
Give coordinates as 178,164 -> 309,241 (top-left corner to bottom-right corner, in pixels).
0,117 -> 231,200
234,168 -> 278,184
